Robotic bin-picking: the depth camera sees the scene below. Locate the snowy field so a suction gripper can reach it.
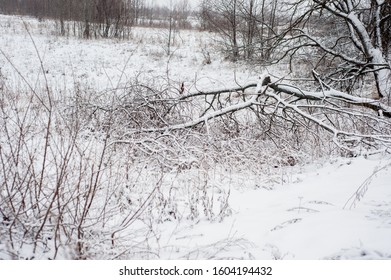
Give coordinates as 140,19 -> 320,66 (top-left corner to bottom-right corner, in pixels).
0,15 -> 391,260
0,15 -> 262,94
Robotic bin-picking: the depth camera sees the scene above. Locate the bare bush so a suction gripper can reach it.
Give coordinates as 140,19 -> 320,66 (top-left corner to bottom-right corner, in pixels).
0,66 -> 248,259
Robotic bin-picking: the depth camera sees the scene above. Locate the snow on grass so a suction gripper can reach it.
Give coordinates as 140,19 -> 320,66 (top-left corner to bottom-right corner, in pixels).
0,15 -> 262,95
154,156 -> 391,259
0,14 -> 390,260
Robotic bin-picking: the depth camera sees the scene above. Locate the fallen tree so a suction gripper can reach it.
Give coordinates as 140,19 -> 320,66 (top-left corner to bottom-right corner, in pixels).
112,74 -> 391,156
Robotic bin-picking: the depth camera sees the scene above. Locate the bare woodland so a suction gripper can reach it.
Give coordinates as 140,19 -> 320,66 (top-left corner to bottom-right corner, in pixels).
0,0 -> 391,259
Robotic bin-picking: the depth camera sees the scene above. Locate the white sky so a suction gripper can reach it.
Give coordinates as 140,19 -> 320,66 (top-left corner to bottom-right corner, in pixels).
147,0 -> 201,9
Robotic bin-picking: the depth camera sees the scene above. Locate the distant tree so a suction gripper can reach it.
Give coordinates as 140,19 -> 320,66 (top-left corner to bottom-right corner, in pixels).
238,0 -> 258,59
200,0 -> 282,60
165,0 -> 177,55
176,0 -> 191,29
201,0 -> 240,59
0,0 -> 18,14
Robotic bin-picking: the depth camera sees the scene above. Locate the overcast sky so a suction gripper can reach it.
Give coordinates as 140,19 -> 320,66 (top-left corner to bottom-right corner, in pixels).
147,0 -> 201,9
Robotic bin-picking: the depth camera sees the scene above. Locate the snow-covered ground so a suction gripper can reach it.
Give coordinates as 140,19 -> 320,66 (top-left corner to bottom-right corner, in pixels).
156,155 -> 391,259
1,15 -> 390,260
0,15 -> 262,94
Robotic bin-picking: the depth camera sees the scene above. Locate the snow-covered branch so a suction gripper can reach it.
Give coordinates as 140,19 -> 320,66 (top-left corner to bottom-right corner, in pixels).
107,73 -> 389,155
278,0 -> 391,99
133,95 -> 259,133
265,79 -> 391,118
263,86 -> 391,151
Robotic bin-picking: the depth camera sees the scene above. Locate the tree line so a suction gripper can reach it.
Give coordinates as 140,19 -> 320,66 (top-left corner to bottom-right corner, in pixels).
0,0 -> 193,38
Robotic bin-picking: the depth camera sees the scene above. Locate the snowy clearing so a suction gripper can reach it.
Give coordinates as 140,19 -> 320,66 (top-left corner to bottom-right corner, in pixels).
0,15 -> 263,93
